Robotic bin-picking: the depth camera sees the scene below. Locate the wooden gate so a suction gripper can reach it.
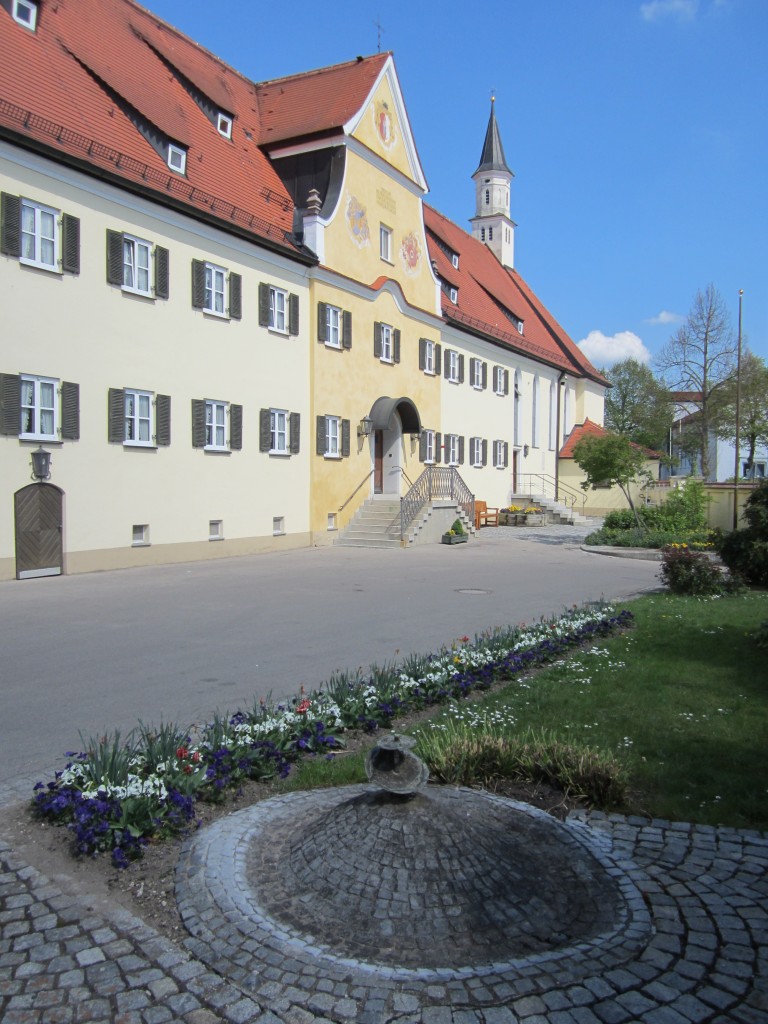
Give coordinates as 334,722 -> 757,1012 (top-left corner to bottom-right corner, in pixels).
14,483 -> 63,579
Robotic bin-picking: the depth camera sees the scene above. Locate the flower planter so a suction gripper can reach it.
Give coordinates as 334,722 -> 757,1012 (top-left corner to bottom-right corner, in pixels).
519,514 -> 545,527
442,533 -> 468,544
498,511 -> 515,525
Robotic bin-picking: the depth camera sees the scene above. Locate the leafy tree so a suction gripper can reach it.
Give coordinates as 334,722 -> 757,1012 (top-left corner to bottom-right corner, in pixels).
603,358 -> 672,451
572,433 -> 653,528
715,351 -> 768,478
656,284 -> 737,480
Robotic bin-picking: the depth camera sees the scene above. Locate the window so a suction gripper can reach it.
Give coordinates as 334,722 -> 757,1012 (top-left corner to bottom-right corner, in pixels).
259,408 -> 300,455
513,370 -> 521,447
217,113 -> 233,138
326,304 -> 341,348
485,189 -> 490,206
259,283 -> 299,335
517,320 -> 524,335
327,513 -> 337,531
167,144 -> 186,174
532,376 -> 540,448
132,524 -> 149,546
191,398 -> 242,451
12,0 -> 37,29
209,520 -> 223,541
451,253 -> 459,269
471,358 -> 487,390
493,366 -> 509,396
494,440 -> 509,469
107,388 -> 170,447
270,409 -> 287,454
444,349 -> 463,384
419,338 -> 438,375
192,260 -> 241,319
374,322 -> 400,363
380,224 -> 392,262
480,227 -> 486,242
316,415 -> 350,458
317,302 -> 351,349
273,516 -> 285,536
449,287 -> 458,304
420,428 -> 437,464
107,230 -> 169,298
20,198 -> 57,270
20,375 -> 56,440
445,433 -> 463,466
470,436 -> 486,467
488,227 -> 494,241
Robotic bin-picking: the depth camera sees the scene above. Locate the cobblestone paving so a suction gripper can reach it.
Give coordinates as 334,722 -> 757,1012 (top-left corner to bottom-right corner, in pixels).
2,801 -> 767,1023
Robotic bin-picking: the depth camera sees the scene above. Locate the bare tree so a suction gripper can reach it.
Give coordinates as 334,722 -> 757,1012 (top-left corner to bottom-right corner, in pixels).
656,284 -> 736,480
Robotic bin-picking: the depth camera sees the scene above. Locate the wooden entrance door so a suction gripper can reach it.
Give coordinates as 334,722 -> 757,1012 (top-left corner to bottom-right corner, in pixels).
512,449 -> 519,493
14,483 -> 63,579
374,430 -> 384,493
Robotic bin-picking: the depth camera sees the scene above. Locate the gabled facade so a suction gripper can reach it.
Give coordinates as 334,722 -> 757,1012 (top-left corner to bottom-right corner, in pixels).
0,0 -> 606,580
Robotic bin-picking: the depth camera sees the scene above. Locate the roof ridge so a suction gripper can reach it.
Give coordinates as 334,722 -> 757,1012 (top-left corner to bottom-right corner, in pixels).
255,52 -> 390,89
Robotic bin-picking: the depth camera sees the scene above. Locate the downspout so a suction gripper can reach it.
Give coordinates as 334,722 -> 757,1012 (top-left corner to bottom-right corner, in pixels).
554,371 -> 567,501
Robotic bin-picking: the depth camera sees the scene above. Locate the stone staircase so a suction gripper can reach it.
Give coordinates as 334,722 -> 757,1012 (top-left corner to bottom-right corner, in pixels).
509,493 -> 602,528
337,499 -> 475,549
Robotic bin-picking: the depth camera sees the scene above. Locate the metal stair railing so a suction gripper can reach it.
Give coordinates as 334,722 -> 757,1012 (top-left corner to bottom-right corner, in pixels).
400,466 -> 475,540
517,473 -> 586,514
337,470 -> 374,513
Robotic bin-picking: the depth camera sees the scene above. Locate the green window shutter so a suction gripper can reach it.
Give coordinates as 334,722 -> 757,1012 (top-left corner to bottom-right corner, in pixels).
482,362 -> 488,390
61,214 -> 80,274
341,418 -> 351,458
458,355 -> 465,384
419,431 -> 427,461
458,436 -> 465,465
108,387 -> 124,443
0,193 -> 21,257
191,399 -> 206,447
316,415 -> 325,455
504,370 -> 510,396
106,230 -> 124,285
393,329 -> 401,364
504,442 -> 509,468
229,273 -> 242,320
342,310 -> 352,349
317,302 -> 328,343
482,439 -> 488,466
289,293 -> 299,336
154,246 -> 170,299
289,412 -> 300,454
230,404 -> 243,450
60,381 -> 80,440
0,372 -> 21,435
259,408 -> 271,452
258,283 -> 270,326
434,431 -> 442,464
418,338 -> 426,370
435,344 -> 441,375
191,260 -> 205,309
373,322 -> 382,359
155,394 -> 171,446
443,351 -> 450,379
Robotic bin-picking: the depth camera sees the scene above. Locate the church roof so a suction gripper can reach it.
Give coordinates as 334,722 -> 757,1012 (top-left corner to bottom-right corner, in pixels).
474,99 -> 512,177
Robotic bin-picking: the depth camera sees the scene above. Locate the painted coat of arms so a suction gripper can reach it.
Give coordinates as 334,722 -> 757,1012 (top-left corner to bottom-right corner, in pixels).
373,99 -> 396,149
345,194 -> 370,248
400,231 -> 422,275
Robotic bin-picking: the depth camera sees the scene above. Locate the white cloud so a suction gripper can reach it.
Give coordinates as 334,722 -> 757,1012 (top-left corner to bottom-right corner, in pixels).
578,330 -> 652,368
640,0 -> 698,22
645,310 -> 684,325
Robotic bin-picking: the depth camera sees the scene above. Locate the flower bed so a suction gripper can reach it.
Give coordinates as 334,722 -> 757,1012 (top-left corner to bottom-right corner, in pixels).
32,604 -> 634,866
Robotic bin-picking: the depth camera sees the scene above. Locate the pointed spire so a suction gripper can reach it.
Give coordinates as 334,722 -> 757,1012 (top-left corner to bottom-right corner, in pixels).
474,97 -> 512,176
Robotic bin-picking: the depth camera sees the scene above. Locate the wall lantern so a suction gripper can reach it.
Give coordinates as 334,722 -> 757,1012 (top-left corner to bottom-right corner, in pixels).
357,416 -> 373,439
31,445 -> 52,481
523,444 -> 530,457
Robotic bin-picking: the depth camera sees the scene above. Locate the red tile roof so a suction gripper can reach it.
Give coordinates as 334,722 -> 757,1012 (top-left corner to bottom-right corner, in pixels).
0,0 -> 305,255
424,205 -> 607,384
560,419 -> 662,459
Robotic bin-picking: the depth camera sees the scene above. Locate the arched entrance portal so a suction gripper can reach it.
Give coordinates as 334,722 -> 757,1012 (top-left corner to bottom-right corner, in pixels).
14,482 -> 64,579
368,396 -> 421,496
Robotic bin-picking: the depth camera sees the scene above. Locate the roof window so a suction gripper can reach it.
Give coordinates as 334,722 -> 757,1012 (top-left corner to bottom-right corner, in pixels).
451,253 -> 459,269
167,144 -> 187,174
449,287 -> 458,304
217,112 -> 233,139
13,0 -> 37,29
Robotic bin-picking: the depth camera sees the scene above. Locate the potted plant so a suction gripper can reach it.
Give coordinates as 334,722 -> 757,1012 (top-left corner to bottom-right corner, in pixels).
499,505 -> 522,525
442,518 -> 468,544
519,505 -> 545,526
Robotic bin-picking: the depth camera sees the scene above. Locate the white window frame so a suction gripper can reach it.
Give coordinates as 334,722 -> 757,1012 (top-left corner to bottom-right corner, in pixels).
325,304 -> 341,348
471,359 -> 483,390
471,437 -> 483,467
270,408 -> 288,455
325,415 -> 340,458
167,144 -> 186,174
204,262 -> 226,316
517,320 -> 524,335
446,433 -> 459,467
121,234 -> 152,296
20,198 -> 58,271
380,224 -> 392,262
205,399 -> 228,451
209,519 -> 223,541
124,388 -> 154,447
269,286 -> 288,333
380,323 -> 393,363
132,524 -> 150,547
494,366 -> 506,396
217,113 -> 233,139
494,440 -> 506,469
447,350 -> 460,383
451,253 -> 459,269
423,339 -> 435,376
13,0 -> 37,29
20,374 -> 57,441
423,429 -> 436,464
449,287 -> 458,304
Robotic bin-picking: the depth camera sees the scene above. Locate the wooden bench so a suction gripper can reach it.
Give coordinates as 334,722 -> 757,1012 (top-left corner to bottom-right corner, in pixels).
474,500 -> 500,529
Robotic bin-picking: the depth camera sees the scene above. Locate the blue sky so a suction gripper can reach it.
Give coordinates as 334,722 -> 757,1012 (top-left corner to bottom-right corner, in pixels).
145,0 -> 766,372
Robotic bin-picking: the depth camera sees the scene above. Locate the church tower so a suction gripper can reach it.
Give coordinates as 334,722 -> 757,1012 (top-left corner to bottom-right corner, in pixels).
470,98 -> 516,269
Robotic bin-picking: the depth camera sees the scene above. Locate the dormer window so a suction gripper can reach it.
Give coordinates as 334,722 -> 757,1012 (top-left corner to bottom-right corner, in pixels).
449,287 -> 458,304
13,0 -> 37,29
517,320 -> 524,335
167,144 -> 186,174
216,112 -> 233,139
451,253 -> 459,269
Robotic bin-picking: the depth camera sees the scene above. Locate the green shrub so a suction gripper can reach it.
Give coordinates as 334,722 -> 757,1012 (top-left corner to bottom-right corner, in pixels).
602,509 -> 637,531
585,527 -> 715,550
717,480 -> 768,587
659,544 -> 740,596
